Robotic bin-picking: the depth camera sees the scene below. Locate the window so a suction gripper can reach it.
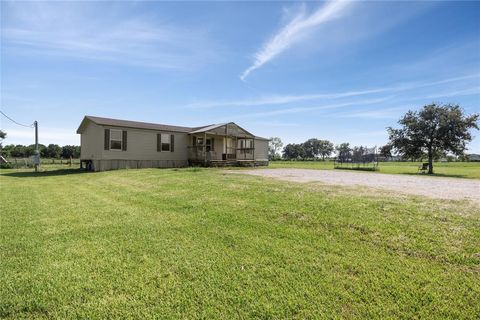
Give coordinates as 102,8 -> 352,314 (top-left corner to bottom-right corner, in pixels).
157,133 -> 174,152
110,129 -> 123,150
206,138 -> 214,152
238,139 -> 253,149
161,134 -> 170,151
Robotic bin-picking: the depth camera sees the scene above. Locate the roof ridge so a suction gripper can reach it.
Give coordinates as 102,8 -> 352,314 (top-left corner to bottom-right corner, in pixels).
85,115 -> 197,130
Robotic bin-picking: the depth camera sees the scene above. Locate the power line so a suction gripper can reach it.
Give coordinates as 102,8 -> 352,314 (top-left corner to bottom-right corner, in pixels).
0,110 -> 34,128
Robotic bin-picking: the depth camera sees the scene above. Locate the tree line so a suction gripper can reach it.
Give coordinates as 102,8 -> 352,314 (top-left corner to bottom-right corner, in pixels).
269,103 -> 479,174
0,130 -> 80,158
269,137 -> 336,160
1,143 -> 80,159
269,138 -> 377,162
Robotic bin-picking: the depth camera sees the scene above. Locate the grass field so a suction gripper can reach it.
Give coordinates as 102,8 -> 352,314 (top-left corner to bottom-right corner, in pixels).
270,161 -> 480,179
1,167 -> 479,318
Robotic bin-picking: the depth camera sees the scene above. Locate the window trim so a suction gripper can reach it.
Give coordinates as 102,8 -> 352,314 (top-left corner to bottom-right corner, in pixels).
159,133 -> 171,152
109,129 -> 123,151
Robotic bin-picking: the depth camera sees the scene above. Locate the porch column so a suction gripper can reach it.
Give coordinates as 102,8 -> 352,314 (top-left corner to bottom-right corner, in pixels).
253,137 -> 255,163
204,132 -> 207,163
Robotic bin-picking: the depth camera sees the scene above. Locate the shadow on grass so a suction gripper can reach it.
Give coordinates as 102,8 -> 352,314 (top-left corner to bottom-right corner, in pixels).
1,168 -> 89,178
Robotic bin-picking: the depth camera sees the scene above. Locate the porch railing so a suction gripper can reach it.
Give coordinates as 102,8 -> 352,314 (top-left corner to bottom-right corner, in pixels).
188,146 -> 255,161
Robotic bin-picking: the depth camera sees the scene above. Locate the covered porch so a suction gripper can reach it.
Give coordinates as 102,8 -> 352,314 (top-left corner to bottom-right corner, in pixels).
187,123 -> 257,166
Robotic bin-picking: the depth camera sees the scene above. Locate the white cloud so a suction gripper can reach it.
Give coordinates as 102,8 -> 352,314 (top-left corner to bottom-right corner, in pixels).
240,0 -> 352,80
2,1 -> 218,70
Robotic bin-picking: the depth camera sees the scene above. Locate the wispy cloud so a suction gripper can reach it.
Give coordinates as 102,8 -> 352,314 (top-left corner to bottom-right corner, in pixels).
2,1 -> 218,70
234,96 -> 392,119
240,0 -> 352,80
330,107 -> 404,119
187,87 -> 387,109
187,74 -> 479,109
423,87 -> 480,99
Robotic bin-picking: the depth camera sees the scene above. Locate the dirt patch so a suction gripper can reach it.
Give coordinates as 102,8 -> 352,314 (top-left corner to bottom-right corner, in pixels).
231,169 -> 480,204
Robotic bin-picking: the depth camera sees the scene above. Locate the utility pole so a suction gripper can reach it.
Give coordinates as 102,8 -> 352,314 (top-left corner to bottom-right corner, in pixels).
34,121 -> 38,150
34,121 -> 39,172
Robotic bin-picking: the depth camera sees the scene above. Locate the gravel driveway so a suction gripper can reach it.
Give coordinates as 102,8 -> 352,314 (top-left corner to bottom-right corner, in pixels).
234,169 -> 480,204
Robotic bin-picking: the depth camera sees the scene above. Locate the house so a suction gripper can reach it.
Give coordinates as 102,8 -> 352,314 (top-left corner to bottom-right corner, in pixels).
77,116 -> 269,171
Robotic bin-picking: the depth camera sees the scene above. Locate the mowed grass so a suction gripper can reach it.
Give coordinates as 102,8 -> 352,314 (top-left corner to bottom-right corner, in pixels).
1,167 -> 479,319
270,161 -> 480,179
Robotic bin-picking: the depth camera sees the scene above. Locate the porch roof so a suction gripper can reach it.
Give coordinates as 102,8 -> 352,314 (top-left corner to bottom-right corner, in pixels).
189,122 -> 257,138
189,123 -> 229,134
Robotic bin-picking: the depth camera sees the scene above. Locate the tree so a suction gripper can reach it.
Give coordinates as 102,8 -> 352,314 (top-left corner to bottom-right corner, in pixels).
318,140 -> 334,160
282,143 -> 305,160
302,139 -> 334,160
61,145 -> 81,158
46,144 -> 62,159
268,137 -> 283,160
0,130 -> 6,149
379,144 -> 393,159
388,103 -> 479,174
335,143 -> 352,162
302,138 -> 321,159
10,145 -> 27,157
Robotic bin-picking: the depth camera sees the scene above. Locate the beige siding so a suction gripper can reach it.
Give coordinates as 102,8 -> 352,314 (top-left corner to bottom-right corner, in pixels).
80,122 -> 104,159
80,121 -> 189,161
254,140 -> 269,161
101,126 -> 189,161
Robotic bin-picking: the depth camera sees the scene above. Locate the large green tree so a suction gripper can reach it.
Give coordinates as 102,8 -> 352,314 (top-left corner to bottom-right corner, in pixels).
388,103 -> 478,174
318,140 -> 334,160
303,139 -> 334,160
302,138 -> 321,159
282,143 -> 305,160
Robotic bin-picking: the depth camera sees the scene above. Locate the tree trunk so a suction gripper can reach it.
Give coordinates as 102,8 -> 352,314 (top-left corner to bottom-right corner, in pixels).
428,150 -> 434,174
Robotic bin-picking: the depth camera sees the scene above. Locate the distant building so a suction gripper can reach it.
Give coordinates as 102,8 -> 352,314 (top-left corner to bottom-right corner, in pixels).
468,154 -> 480,161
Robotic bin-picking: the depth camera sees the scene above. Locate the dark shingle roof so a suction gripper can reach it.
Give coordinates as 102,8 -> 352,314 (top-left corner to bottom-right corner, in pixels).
77,116 -> 269,141
77,115 -> 210,134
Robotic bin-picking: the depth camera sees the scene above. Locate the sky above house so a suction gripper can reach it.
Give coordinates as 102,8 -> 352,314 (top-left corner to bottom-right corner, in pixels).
1,0 -> 480,152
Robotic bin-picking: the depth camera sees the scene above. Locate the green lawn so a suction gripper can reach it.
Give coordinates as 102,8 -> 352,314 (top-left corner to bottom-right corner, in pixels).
1,167 -> 479,319
270,161 -> 480,179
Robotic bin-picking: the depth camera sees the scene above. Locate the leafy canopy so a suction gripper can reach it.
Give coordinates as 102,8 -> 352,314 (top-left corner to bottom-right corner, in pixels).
388,103 -> 478,173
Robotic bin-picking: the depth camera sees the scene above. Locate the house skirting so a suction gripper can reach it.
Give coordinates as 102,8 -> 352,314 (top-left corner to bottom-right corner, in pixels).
188,159 -> 269,167
82,159 -> 188,171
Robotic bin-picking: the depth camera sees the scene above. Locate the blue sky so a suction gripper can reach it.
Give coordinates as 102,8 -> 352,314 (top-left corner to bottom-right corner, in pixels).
1,0 -> 479,152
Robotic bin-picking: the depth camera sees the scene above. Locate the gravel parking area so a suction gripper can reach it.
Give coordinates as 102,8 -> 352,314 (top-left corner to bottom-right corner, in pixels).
234,169 -> 480,204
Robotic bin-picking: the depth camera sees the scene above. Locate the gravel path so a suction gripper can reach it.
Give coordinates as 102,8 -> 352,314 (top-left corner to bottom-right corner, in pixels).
234,169 -> 480,204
